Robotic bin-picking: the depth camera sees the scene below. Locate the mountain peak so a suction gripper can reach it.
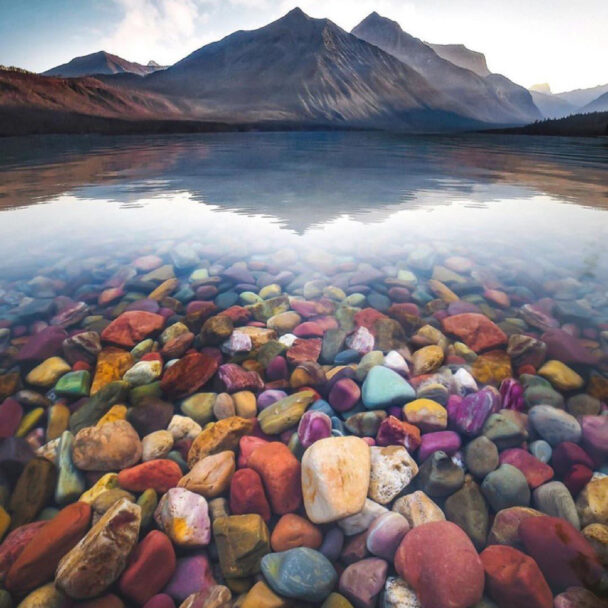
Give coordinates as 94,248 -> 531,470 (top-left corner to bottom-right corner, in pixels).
283,7 -> 310,20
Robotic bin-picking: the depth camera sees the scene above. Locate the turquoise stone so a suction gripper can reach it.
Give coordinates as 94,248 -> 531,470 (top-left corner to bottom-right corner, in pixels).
55,431 -> 86,505
361,365 -> 415,409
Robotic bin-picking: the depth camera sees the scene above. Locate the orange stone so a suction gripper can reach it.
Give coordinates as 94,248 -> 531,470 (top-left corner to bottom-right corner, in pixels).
91,348 -> 134,395
101,311 -> 165,348
270,513 -> 322,552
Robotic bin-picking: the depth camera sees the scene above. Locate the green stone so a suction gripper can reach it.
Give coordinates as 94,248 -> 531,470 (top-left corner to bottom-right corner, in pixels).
55,431 -> 86,505
54,370 -> 91,398
181,392 -> 216,425
256,341 -> 286,367
69,381 -> 129,432
239,291 -> 262,305
248,295 -> 290,322
130,380 -> 162,406
137,488 -> 158,529
257,390 -> 315,435
131,338 -> 154,361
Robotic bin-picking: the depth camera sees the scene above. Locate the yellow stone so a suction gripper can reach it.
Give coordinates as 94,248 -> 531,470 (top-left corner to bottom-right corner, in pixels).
259,284 -> 282,299
25,357 -> 71,387
428,279 -> 459,303
16,408 -> 44,437
582,523 -> 608,566
148,278 -> 179,300
96,404 -> 128,426
80,473 -> 119,504
241,581 -> 288,608
0,505 -> 10,540
91,347 -> 134,394
232,326 -> 277,349
233,391 -> 257,419
411,345 -> 444,376
47,403 -> 71,441
538,360 -> 584,391
577,476 -> 608,527
404,399 -> 447,431
471,350 -> 513,386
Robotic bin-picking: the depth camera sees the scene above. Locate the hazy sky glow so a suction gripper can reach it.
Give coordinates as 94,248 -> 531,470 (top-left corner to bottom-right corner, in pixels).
1,0 -> 606,92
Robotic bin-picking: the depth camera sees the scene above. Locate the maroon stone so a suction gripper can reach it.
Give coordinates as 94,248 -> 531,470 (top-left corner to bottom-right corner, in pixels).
499,449 -> 554,489
286,338 -> 322,365
16,326 -> 67,361
229,468 -> 271,522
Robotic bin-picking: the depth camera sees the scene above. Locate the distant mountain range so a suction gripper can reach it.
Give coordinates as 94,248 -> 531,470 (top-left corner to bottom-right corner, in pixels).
527,82 -> 608,119
1,8 -> 606,136
42,51 -> 166,77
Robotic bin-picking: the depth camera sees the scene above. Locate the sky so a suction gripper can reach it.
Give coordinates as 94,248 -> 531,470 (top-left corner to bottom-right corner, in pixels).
0,0 -> 606,93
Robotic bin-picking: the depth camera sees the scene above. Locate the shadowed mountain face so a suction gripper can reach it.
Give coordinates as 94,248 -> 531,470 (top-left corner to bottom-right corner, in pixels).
583,92 -> 608,113
352,12 -> 540,125
43,51 -> 165,77
555,83 -> 608,107
530,90 -> 577,119
143,8 -> 481,130
427,42 -> 490,77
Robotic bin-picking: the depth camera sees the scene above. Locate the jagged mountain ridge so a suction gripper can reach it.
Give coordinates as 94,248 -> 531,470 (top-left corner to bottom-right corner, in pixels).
427,42 -> 490,77
351,12 -> 540,124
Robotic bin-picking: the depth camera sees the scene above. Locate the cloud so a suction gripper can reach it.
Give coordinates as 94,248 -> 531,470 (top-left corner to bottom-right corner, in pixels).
100,0 -> 214,64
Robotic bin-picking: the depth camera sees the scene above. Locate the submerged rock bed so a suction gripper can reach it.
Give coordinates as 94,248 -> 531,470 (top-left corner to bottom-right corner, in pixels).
0,243 -> 606,608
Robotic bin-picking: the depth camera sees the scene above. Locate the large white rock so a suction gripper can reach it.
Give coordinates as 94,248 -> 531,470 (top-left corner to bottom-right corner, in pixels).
369,446 -> 418,505
301,436 -> 370,524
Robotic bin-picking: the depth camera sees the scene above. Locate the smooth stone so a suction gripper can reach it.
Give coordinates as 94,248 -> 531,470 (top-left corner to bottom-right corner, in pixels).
582,523 -> 608,567
576,476 -> 608,527
366,511 -> 409,560
581,415 -> 608,463
339,557 -> 388,608
529,440 -> 552,464
481,464 -> 530,511
533,481 -> 580,528
403,399 -> 447,432
450,387 -> 500,437
56,498 -> 141,599
118,459 -> 182,493
181,393 -> 215,426
392,491 -> 445,527
298,410 -> 332,448
445,477 -> 489,550
301,436 -> 370,524
482,411 -> 528,450
528,405 -> 581,446
15,582 -> 70,608
229,468 -> 271,522
417,450 -> 464,498
345,411 -> 387,437
55,370 -> 91,398
338,499 -> 388,536
464,436 -> 499,478
214,514 -> 270,578
499,448 -> 554,489
142,430 -> 174,461
329,378 -> 361,413
25,357 -> 71,387
257,391 -> 315,435
368,446 -> 418,505
418,430 -> 461,462
361,366 -> 415,410
55,431 -> 86,505
487,506 -> 543,548
154,488 -> 210,547
538,360 -> 584,391
163,554 -> 215,604
395,521 -> 484,608
261,547 -> 337,603
69,381 -> 129,433
178,451 -> 235,499
270,513 -> 322,552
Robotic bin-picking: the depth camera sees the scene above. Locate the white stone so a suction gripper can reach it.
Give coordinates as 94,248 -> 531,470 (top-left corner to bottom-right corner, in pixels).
301,436 -> 370,524
338,498 -> 388,536
369,446 -> 419,505
383,577 -> 422,608
168,414 -> 202,441
142,430 -> 174,461
384,350 -> 410,375
123,360 -> 162,386
450,368 -> 478,396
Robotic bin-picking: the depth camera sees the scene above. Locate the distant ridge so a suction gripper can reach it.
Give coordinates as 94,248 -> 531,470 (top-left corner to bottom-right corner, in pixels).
43,51 -> 165,77
428,42 -> 490,77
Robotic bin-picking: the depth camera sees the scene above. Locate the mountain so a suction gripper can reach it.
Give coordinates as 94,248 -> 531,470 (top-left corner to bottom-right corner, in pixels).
427,43 -> 490,77
529,90 -> 578,119
142,8 -> 482,130
0,67 -> 209,136
43,51 -> 165,77
555,83 -> 608,108
351,13 -> 540,124
582,91 -> 608,113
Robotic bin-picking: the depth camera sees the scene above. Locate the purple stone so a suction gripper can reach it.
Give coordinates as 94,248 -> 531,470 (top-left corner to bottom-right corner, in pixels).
195,285 -> 218,300
126,298 -> 161,313
257,389 -> 287,410
418,430 -> 462,462
319,527 -> 344,562
0,398 -> 23,438
366,512 -> 409,560
541,328 -> 599,365
328,378 -> 361,412
16,326 -> 68,361
297,410 -> 332,448
581,415 -> 608,465
500,378 -> 525,411
339,557 -> 388,608
218,363 -> 263,393
50,300 -> 88,328
163,555 -> 215,603
450,387 -> 500,436
386,405 -> 403,420
266,356 -> 288,381
143,595 -> 176,608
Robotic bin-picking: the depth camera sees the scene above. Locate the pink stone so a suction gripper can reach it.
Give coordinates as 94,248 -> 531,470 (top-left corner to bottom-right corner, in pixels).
418,431 -> 462,462
328,378 -> 361,412
297,411 -> 332,448
499,449 -> 554,489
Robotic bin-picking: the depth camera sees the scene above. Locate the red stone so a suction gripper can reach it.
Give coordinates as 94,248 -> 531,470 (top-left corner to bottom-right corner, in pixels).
160,352 -> 218,398
551,442 -> 594,476
480,545 -> 552,608
248,442 -> 302,515
441,313 -> 507,353
229,468 -> 271,522
237,436 -> 268,468
0,521 -> 46,581
562,464 -> 593,496
143,595 -> 176,608
293,322 -> 324,338
0,398 -> 23,439
354,308 -> 388,333
286,338 -> 322,365
6,502 -> 92,594
218,305 -> 251,325
395,521 -> 484,608
118,459 -> 182,493
499,449 -> 554,488
376,416 -> 421,451
519,515 -> 604,592
101,311 -> 165,348
119,530 -> 176,605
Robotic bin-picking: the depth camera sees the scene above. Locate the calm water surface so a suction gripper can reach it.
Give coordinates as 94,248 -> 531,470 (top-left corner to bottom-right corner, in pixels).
0,131 -> 607,283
